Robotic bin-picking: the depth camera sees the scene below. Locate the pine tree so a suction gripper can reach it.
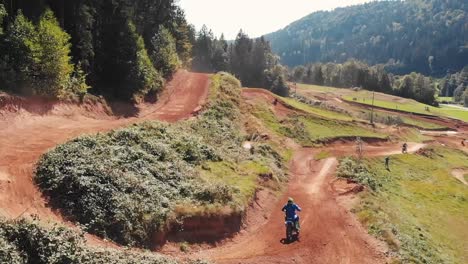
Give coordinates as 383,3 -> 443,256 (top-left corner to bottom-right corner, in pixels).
0,3 -> 6,35
2,11 -> 39,95
36,9 -> 74,97
151,26 -> 180,77
211,34 -> 229,72
192,25 -> 214,72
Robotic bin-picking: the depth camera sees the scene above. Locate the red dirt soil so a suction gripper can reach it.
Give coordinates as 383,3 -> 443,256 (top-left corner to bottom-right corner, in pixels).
0,81 -> 457,262
242,88 -> 295,118
182,141 -> 426,264
171,89 -> 429,264
0,70 -> 210,224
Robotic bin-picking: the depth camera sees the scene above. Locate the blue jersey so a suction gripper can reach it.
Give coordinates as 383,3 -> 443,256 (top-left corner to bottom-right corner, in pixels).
282,203 -> 301,219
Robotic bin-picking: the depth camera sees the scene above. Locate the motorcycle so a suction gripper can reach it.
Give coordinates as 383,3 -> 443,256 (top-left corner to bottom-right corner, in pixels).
285,216 -> 299,242
402,145 -> 408,154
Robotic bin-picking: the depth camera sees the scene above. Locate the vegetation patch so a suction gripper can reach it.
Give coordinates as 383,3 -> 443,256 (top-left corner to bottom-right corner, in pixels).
35,73 -> 286,248
337,157 -> 378,191
281,96 -> 353,121
340,147 -> 468,263
0,217 -> 207,264
296,83 -> 447,130
343,92 -> 468,122
252,102 -> 385,146
395,128 -> 431,143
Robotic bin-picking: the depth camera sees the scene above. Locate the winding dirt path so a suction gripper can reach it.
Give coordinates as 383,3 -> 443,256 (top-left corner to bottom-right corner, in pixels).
0,71 -> 210,222
174,88 -> 427,264
0,81 -> 435,262
186,142 -> 425,264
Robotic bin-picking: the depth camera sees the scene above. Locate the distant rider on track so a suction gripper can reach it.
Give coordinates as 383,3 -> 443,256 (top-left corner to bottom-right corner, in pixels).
402,142 -> 408,154
282,198 -> 302,233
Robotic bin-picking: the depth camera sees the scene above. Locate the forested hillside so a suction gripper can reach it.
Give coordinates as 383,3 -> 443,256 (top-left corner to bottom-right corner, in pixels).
266,0 -> 467,76
0,0 -> 193,101
290,60 -> 440,105
191,27 -> 289,96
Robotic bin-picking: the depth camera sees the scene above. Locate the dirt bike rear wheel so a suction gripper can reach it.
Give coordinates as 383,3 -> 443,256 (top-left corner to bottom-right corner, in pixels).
286,224 -> 293,241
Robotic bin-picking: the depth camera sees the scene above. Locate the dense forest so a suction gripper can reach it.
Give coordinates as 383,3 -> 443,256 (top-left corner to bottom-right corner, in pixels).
439,67 -> 468,104
290,60 -> 441,105
0,0 -> 193,101
266,0 -> 468,76
191,26 -> 289,96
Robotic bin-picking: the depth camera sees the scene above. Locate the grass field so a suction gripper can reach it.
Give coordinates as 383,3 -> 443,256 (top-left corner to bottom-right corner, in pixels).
295,83 -> 468,122
351,147 -> 468,263
437,96 -> 454,102
295,84 -> 449,129
342,91 -> 468,122
252,103 -> 386,145
281,97 -> 354,121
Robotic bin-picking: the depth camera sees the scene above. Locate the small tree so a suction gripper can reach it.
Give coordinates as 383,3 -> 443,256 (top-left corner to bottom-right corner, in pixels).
463,89 -> 468,107
127,21 -> 163,101
2,11 -> 39,95
36,9 -> 74,97
150,26 -> 180,77
0,4 -> 6,35
453,84 -> 466,103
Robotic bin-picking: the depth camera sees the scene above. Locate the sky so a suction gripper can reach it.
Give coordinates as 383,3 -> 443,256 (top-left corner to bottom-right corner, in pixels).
178,0 -> 369,40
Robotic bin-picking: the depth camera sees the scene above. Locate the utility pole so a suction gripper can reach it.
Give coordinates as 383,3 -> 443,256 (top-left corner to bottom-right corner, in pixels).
370,91 -> 375,124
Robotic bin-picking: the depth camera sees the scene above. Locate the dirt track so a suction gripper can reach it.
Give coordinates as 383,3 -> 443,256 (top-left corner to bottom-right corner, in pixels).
0,81 -> 461,263
187,142 -> 427,264
178,89 -> 429,264
0,71 -> 210,222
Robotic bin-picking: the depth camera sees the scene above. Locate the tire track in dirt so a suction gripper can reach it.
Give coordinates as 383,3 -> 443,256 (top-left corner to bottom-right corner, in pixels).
191,149 -> 392,264
184,89 -> 428,264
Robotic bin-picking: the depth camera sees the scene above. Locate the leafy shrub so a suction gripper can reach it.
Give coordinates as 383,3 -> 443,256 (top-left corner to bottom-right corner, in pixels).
337,157 -> 378,191
0,217 -> 207,264
35,123 -> 223,247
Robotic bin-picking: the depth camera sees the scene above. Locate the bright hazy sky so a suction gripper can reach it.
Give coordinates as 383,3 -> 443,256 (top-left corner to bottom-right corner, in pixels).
178,0 -> 369,40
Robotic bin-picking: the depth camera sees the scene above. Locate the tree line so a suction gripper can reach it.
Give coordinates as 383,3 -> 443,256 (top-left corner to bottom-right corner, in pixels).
290,60 -> 439,105
192,26 -> 289,96
439,67 -> 468,105
266,0 -> 467,77
0,0 -> 193,101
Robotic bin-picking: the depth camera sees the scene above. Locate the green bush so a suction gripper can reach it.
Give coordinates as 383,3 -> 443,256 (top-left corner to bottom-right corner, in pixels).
0,217 -> 208,264
337,157 -> 379,191
35,123 -> 225,247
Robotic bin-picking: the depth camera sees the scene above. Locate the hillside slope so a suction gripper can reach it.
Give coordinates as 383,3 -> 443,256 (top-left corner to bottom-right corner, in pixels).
266,0 -> 468,76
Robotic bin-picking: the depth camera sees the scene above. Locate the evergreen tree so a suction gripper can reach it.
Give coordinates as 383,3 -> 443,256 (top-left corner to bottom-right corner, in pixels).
192,25 -> 214,72
35,9 -> 74,97
2,11 -> 39,94
211,34 -> 229,72
0,3 -> 6,35
118,21 -> 162,100
463,89 -> 468,107
231,30 -> 256,85
150,26 -> 180,77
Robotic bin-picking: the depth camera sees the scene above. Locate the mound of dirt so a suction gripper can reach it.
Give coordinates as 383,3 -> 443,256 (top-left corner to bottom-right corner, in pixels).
0,71 -> 210,223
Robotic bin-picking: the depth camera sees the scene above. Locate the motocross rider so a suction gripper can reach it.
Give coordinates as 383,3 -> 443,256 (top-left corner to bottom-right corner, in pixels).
282,198 -> 302,232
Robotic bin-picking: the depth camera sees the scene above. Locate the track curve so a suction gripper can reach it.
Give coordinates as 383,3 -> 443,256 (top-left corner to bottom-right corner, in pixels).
0,71 -> 210,222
